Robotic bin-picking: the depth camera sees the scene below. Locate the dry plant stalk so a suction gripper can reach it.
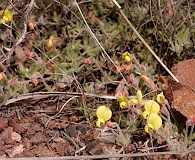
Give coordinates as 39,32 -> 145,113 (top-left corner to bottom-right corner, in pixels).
5,149 -> 195,160
73,0 -> 128,85
111,0 -> 179,83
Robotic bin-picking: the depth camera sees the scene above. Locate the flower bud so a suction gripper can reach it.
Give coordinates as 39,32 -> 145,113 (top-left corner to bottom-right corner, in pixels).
106,121 -> 118,128
136,90 -> 142,105
46,36 -> 53,49
122,51 -> 132,62
157,92 -> 165,104
140,65 -> 146,71
120,101 -> 128,109
84,57 -> 94,65
0,72 -> 4,81
129,74 -> 135,83
28,20 -> 36,30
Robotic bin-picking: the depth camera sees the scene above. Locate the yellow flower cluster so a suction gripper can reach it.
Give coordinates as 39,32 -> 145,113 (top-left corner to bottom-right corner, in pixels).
117,89 -> 142,109
0,10 -> 13,23
95,91 -> 166,132
142,92 -> 165,133
142,100 -> 162,133
96,106 -> 112,127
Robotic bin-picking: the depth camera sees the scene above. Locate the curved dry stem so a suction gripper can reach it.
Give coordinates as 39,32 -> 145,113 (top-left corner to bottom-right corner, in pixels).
45,95 -> 79,128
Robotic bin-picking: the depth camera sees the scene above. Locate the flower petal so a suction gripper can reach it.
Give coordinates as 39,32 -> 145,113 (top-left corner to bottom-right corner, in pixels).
0,10 -> 13,23
136,90 -> 142,105
4,10 -> 13,21
147,113 -> 162,130
46,36 -> 53,49
144,100 -> 160,113
96,105 -> 112,121
96,118 -> 105,128
117,96 -> 128,103
144,123 -> 154,133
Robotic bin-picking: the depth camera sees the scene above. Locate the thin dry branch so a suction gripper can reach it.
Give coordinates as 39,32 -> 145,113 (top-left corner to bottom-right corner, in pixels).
111,0 -> 179,83
3,91 -> 136,106
6,0 -> 35,64
45,95 -> 79,127
6,149 -> 195,160
73,0 -> 129,85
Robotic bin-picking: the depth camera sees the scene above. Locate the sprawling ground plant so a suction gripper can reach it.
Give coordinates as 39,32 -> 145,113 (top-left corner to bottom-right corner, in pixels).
0,0 -> 194,158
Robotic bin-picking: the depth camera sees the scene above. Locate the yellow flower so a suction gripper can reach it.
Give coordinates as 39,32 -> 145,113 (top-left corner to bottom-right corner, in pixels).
117,96 -> 129,109
120,101 -> 128,109
122,51 -> 132,62
157,92 -> 165,104
46,36 -> 53,49
144,100 -> 160,114
144,113 -> 162,133
0,72 -> 4,81
136,89 -> 142,105
0,10 -> 13,23
96,105 -> 112,127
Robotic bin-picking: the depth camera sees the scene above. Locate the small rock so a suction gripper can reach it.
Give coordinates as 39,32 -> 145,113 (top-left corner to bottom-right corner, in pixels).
8,119 -> 26,134
30,132 -> 47,145
11,132 -> 22,143
0,127 -> 13,142
5,144 -> 24,157
53,142 -> 65,156
171,59 -> 195,120
32,144 -> 57,157
173,87 -> 195,119
0,151 -> 6,158
0,118 -> 8,131
65,125 -> 76,137
172,59 -> 195,92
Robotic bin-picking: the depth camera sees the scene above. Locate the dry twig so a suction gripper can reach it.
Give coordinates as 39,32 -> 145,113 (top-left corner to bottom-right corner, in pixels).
6,0 -> 35,64
73,0 -> 129,84
6,149 -> 195,160
111,0 -> 179,83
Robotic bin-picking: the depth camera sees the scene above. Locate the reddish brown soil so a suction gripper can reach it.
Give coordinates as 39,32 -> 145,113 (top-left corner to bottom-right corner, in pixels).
0,101 -> 101,158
